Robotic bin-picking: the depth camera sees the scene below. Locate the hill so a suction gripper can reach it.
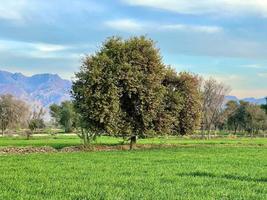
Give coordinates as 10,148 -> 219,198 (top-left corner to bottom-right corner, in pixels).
0,70 -> 71,107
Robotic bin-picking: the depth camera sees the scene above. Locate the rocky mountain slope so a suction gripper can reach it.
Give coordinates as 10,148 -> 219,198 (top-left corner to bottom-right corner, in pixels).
0,70 -> 71,107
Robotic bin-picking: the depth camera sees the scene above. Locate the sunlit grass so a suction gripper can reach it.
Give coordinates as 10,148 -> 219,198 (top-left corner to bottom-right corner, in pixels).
0,145 -> 266,199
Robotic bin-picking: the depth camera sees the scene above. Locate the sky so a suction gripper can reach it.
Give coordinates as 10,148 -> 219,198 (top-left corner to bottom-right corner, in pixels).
0,0 -> 267,98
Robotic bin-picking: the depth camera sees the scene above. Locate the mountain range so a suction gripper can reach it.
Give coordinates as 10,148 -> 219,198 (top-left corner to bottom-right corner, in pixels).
0,70 -> 266,108
225,95 -> 267,105
0,70 -> 71,108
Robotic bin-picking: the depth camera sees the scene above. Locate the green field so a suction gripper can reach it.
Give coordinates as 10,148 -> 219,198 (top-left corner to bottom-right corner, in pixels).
0,134 -> 266,149
0,136 -> 266,199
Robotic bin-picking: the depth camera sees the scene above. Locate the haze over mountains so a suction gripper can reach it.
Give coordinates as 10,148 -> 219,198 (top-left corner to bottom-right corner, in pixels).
225,96 -> 267,105
0,70 -> 71,107
0,70 -> 266,107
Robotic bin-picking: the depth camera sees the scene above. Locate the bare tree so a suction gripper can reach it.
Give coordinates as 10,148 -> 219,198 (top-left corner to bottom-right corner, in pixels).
28,106 -> 46,136
201,78 -> 230,138
0,94 -> 30,136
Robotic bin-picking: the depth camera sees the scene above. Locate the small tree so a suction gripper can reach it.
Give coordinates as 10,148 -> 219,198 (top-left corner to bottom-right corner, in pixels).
50,101 -> 77,133
27,107 -> 45,139
201,78 -> 230,138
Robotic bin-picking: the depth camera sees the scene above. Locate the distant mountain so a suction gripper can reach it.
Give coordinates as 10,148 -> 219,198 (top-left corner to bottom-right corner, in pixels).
225,96 -> 267,105
0,70 -> 266,108
0,70 -> 71,107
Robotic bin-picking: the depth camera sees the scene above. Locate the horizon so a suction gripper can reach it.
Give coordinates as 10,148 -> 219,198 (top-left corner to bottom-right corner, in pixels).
0,1 -> 267,98
1,69 -> 266,100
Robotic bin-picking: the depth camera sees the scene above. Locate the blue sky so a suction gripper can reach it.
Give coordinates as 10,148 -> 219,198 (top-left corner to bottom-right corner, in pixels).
0,0 -> 267,98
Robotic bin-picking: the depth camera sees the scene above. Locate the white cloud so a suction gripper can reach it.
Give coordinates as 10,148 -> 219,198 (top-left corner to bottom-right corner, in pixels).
0,0 -> 105,23
201,73 -> 244,83
105,19 -> 144,32
258,72 -> 267,77
0,1 -> 27,21
105,18 -> 222,34
34,43 -> 68,52
242,64 -> 264,69
122,0 -> 267,17
0,39 -> 73,58
161,24 -> 222,33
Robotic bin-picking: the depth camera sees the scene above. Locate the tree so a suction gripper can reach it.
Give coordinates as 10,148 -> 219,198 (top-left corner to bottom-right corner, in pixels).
225,100 -> 239,134
224,100 -> 267,136
201,78 -> 230,138
72,36 -> 204,145
176,72 -> 202,135
50,101 -> 77,133
72,36 -> 168,145
260,97 -> 267,114
246,104 -> 267,136
28,107 -> 45,131
0,95 -> 29,136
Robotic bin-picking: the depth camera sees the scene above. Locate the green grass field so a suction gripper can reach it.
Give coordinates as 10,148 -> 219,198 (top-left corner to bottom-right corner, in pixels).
0,134 -> 266,149
0,135 -> 266,199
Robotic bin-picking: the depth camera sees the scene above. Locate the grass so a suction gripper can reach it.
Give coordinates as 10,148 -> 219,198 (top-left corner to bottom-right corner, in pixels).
0,134 -> 266,149
0,135 -> 266,199
0,145 -> 266,199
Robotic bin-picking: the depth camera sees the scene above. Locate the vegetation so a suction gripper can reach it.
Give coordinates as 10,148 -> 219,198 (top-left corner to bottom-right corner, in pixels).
72,36 -> 201,145
0,95 -> 29,136
0,139 -> 266,199
0,33 -> 266,199
50,101 -> 77,133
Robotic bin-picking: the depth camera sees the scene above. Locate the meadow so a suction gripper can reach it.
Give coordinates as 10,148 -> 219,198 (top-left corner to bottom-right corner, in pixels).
0,135 -> 266,199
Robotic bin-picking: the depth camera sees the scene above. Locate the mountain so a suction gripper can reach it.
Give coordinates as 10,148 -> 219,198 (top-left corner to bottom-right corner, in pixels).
225,96 -> 267,105
0,70 -> 71,107
0,70 -> 266,108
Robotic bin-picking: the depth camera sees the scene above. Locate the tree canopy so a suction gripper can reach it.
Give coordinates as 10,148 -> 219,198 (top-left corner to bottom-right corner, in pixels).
72,36 -> 201,143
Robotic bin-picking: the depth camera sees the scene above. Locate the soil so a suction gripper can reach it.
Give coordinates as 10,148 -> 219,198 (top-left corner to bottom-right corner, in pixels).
0,144 -> 178,155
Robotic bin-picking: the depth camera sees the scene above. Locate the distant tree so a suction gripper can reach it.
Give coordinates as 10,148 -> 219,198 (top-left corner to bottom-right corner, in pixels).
0,95 -> 29,136
224,100 -> 267,136
176,72 -> 202,135
50,104 -> 61,127
224,101 -> 239,133
260,97 -> 267,114
28,107 -> 45,132
246,104 -> 267,136
201,78 -> 230,138
50,101 -> 77,133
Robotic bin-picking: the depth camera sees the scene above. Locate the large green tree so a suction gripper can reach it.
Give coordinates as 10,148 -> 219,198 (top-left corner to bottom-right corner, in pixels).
72,36 -> 202,144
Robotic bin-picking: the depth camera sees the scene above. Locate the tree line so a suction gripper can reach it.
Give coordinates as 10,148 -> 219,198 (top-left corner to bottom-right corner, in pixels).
0,94 -> 45,137
1,36 -> 266,144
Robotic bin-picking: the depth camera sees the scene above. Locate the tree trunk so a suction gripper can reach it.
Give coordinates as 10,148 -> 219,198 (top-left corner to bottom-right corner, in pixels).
129,135 -> 137,150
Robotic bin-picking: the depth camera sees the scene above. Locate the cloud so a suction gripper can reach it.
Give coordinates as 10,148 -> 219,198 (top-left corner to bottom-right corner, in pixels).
105,18 -> 222,34
0,1 -> 27,21
0,0 -> 105,23
242,64 -> 264,69
0,39 -> 75,59
122,0 -> 267,17
34,43 -> 68,52
105,19 -> 144,32
202,74 -> 244,83
161,24 -> 222,33
258,72 -> 267,78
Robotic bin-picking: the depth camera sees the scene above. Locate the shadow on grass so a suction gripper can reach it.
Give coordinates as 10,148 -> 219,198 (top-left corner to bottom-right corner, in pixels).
177,171 -> 267,183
